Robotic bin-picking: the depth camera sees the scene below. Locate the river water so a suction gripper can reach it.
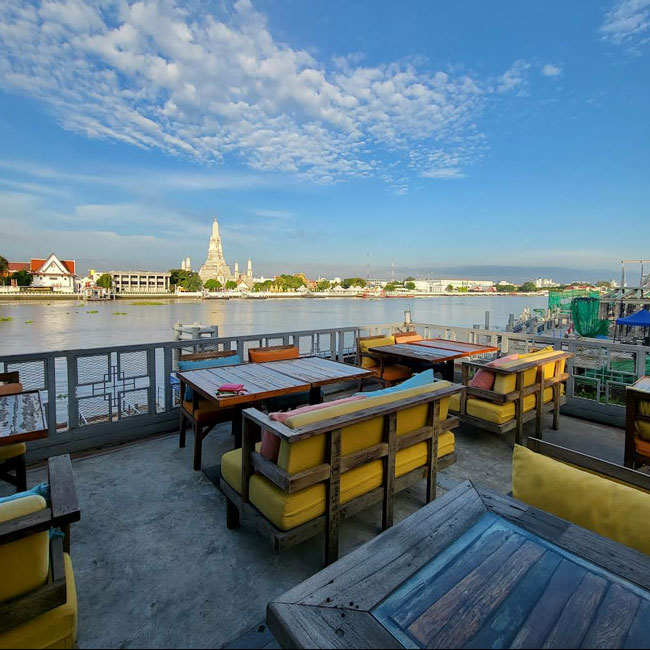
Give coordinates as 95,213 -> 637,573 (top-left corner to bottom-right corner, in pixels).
0,295 -> 547,354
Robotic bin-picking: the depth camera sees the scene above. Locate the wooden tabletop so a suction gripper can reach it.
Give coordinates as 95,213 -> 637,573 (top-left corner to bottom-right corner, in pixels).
260,356 -> 373,388
0,390 -> 47,445
178,357 -> 373,407
629,376 -> 650,395
412,338 -> 500,357
268,481 -> 650,649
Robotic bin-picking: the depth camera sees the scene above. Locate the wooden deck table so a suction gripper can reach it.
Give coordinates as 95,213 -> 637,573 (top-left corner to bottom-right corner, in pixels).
0,389 -> 47,446
268,480 -> 650,649
370,338 -> 499,381
178,357 -> 373,477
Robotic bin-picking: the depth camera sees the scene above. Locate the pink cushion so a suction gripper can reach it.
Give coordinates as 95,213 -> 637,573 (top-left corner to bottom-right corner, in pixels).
469,354 -> 519,391
259,396 -> 366,463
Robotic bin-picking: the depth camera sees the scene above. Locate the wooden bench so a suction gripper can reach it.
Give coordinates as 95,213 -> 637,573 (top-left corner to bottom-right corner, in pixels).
625,376 -> 650,470
355,334 -> 412,387
455,350 -> 572,445
220,382 -> 463,565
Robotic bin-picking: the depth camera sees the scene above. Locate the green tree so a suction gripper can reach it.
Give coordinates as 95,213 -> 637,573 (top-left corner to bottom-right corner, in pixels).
341,277 -> 366,289
96,273 -> 113,289
519,281 -> 537,292
384,282 -> 397,291
497,284 -> 517,292
596,280 -> 612,288
0,255 -> 8,281
11,270 -> 32,286
316,279 -> 331,291
253,280 -> 273,292
404,276 -> 415,282
225,280 -> 238,290
405,281 -> 416,290
204,279 -> 223,291
446,284 -> 454,292
169,269 -> 202,292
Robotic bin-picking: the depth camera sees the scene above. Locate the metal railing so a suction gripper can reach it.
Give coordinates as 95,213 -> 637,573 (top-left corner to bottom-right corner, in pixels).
2,321 -> 647,460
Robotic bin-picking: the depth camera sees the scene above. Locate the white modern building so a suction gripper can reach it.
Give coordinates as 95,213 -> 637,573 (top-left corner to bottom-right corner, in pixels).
108,271 -> 171,294
534,278 -> 557,288
413,279 -> 495,293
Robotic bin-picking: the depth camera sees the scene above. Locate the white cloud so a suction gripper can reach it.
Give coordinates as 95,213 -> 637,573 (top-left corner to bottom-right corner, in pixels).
0,1 -> 527,188
600,0 -> 650,49
252,209 -> 293,219
419,167 -> 465,180
541,63 -> 562,77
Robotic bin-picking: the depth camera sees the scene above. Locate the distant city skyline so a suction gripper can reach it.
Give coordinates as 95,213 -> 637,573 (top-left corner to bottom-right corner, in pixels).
0,1 -> 648,280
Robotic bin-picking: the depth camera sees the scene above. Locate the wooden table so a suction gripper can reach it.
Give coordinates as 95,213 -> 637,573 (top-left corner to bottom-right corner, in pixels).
370,339 -> 499,381
178,357 -> 373,476
268,480 -> 650,649
0,390 -> 47,445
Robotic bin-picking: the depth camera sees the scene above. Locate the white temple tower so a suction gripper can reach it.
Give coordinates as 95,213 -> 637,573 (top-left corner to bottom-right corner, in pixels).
199,219 -> 232,283
247,258 -> 253,278
234,261 -> 239,278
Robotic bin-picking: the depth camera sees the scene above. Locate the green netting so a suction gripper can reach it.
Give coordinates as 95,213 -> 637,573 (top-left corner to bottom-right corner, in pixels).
548,289 -> 599,312
570,297 -> 610,338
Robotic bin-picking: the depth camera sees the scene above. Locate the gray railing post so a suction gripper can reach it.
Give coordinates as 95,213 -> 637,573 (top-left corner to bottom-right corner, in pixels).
163,346 -> 173,412
337,329 -> 345,362
66,353 -> 79,431
147,347 -> 156,415
330,332 -> 336,360
45,355 -> 57,437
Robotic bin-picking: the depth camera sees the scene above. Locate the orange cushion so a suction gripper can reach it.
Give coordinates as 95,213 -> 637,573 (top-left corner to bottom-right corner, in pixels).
393,332 -> 423,344
0,382 -> 23,396
182,399 -> 230,423
249,347 -> 299,363
635,437 -> 650,459
381,365 -> 413,382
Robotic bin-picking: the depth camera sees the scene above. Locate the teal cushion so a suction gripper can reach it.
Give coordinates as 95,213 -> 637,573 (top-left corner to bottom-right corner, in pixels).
356,369 -> 437,397
0,483 -> 50,506
178,354 -> 242,401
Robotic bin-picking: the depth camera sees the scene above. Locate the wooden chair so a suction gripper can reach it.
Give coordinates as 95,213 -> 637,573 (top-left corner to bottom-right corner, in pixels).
220,382 -> 462,565
356,335 -> 412,388
178,350 -> 239,470
0,455 -> 80,648
0,371 -> 27,492
625,378 -> 650,470
455,350 -> 572,445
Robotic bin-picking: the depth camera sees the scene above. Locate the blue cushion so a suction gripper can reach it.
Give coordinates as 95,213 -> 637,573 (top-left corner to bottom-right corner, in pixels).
178,354 -> 242,401
0,482 -> 50,506
356,369 -> 437,397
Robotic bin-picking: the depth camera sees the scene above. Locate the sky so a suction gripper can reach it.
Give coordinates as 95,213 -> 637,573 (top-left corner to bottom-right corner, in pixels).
0,0 -> 649,282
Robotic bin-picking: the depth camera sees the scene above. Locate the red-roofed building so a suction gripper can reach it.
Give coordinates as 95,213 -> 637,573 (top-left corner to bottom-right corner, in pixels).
30,254 -> 77,293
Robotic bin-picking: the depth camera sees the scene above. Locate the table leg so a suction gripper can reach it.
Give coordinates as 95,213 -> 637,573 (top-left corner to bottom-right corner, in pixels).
442,360 -> 455,381
309,386 -> 323,405
232,407 -> 243,449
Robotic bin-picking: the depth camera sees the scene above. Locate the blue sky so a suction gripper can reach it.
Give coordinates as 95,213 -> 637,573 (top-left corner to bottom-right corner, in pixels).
0,0 -> 648,282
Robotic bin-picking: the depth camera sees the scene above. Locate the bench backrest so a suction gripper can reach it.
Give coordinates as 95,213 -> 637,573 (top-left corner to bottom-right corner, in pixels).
356,334 -> 395,368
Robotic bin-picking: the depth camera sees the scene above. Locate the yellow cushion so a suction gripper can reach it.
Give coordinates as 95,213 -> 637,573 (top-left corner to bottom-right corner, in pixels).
493,350 -> 565,394
220,442 -> 262,494
280,383 -> 451,473
0,553 -> 77,649
359,336 -> 395,368
449,393 -> 460,412
0,442 -> 27,462
0,495 -> 49,602
512,444 -> 650,556
249,433 -> 456,531
636,401 -> 650,441
466,394 -> 536,425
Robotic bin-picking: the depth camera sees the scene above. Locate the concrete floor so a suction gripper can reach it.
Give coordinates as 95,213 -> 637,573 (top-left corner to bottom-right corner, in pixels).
4,410 -> 628,649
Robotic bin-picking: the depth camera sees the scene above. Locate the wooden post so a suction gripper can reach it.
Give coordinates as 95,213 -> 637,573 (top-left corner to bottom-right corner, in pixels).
325,428 -> 342,565
241,414 -> 256,503
515,371 -> 525,446
552,361 -> 561,431
382,412 -> 397,531
460,364 -> 469,416
625,388 -> 637,469
425,401 -> 440,503
535,367 -> 544,439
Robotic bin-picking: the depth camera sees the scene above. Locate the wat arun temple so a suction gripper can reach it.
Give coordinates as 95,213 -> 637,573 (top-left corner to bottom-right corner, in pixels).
198,218 -> 253,286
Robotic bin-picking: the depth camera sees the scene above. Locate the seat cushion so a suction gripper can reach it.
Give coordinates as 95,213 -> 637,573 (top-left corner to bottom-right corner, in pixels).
221,443 -> 262,495
182,399 -> 231,423
248,346 -> 299,363
636,400 -> 650,441
512,444 -> 650,556
448,392 -> 461,413
0,553 -> 77,650
466,394 -> 536,425
493,350 -> 565,394
393,332 -> 423,344
0,495 -> 49,602
247,433 -> 456,531
359,336 -> 395,368
0,442 -> 27,462
635,436 -> 650,459
381,364 -> 413,382
470,355 -> 519,391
